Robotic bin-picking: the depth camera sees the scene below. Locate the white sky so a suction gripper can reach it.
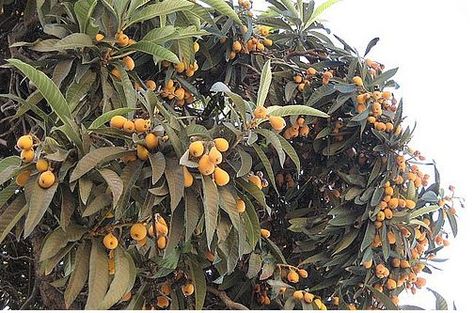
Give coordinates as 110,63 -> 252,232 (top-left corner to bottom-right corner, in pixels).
252,0 -> 474,309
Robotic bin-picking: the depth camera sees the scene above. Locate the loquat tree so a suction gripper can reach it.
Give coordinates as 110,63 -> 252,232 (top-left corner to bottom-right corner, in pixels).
0,0 -> 463,310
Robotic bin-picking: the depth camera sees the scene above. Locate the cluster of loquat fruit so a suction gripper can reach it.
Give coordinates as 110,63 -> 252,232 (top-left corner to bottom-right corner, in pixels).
228,26 -> 273,60
292,67 -> 318,92
173,59 -> 199,78
252,106 -> 286,132
275,172 -> 296,189
159,79 -> 194,107
15,135 -> 55,189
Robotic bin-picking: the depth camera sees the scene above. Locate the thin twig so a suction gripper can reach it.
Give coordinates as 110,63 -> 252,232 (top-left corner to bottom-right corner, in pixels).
207,286 -> 249,310
20,279 -> 39,310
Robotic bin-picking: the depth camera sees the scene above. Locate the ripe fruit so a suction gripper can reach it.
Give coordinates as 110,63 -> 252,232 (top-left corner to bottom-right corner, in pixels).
130,223 -> 147,241
134,118 -> 149,132
388,198 -> 399,209
103,233 -> 118,250
400,259 -> 410,268
307,67 -> 317,76
145,80 -> 156,91
236,199 -> 246,213
263,38 -> 273,47
214,138 -> 229,152
391,296 -> 399,306
198,155 -> 215,176
387,231 -> 396,244
287,270 -> 299,283
293,290 -> 304,300
406,199 -> 416,209
208,147 -> 223,165
386,278 -> 396,290
95,33 -> 104,41
248,174 -> 262,189
157,235 -> 167,249
15,170 -> 31,187
232,41 -> 242,52
36,159 -> 49,172
269,116 -> 286,132
352,76 -> 363,86
136,145 -> 149,160
367,116 -> 376,124
149,221 -> 168,237
189,141 -> 204,158
182,283 -> 195,296
38,170 -> 55,188
297,83 -> 305,92
156,296 -> 170,308
254,106 -> 267,118
17,135 -> 33,150
123,120 -> 135,133
116,32 -> 129,46
384,208 -> 393,219
121,291 -> 132,302
193,41 -> 200,53
185,68 -> 195,77
315,298 -> 326,309
304,292 -> 314,303
363,259 -> 373,269
214,167 -> 230,186
122,56 -> 135,71
145,133 -> 159,150
137,237 -> 147,247
21,149 -> 35,163
298,268 -> 308,278
183,167 -> 194,187
294,75 -> 303,83
111,68 -> 121,80
260,228 -> 270,238
160,283 -> 172,296
376,210 -> 385,222
111,115 -> 127,128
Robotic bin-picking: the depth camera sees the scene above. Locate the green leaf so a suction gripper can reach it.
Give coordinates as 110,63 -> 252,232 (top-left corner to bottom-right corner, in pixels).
0,196 -> 27,244
125,0 -> 193,28
164,158 -> 184,212
0,156 -> 21,172
252,144 -> 278,194
70,147 -> 129,181
256,60 -> 272,107
247,252 -> 262,279
64,241 -> 91,308
367,285 -> 398,310
188,258 -> 206,310
303,0 -> 340,30
66,70 -> 96,112
185,190 -> 201,242
266,104 -> 329,118
99,246 -> 136,309
0,182 -> 18,208
333,228 -> 358,255
265,237 -> 287,264
149,152 -> 166,184
7,59 -> 82,149
361,222 -> 375,251
40,225 -> 86,261
89,108 -> 135,129
427,288 -> 448,310
409,205 -> 439,219
199,0 -> 242,25
202,175 -> 219,247
368,68 -> 398,88
130,41 -> 180,64
54,33 -> 95,50
74,0 -> 98,35
276,133 -> 300,172
98,169 -> 123,209
446,213 -> 458,238
24,181 -> 59,238
280,0 -> 299,17
85,239 -> 109,309
83,193 -> 112,217
236,147 -> 252,177
255,129 -> 285,168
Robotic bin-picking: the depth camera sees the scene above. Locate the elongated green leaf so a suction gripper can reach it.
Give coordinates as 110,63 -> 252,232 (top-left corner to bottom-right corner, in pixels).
266,104 -> 329,118
255,128 -> 285,168
0,156 -> 21,172
185,190 -> 201,242
256,60 -> 272,107
367,286 -> 398,310
85,239 -> 109,309
252,144 -> 278,194
0,182 -> 18,208
164,158 -> 184,212
66,70 -> 96,112
125,0 -> 193,28
7,59 -> 82,149
410,205 -> 439,219
200,0 -> 242,25
117,160 -> 143,218
89,108 -> 135,129
303,0 -> 340,30
54,33 -> 95,50
24,181 -> 59,238
130,40 -> 179,63
202,175 -> 219,247
149,152 -> 166,184
236,147 -> 252,177
0,196 -> 27,244
98,169 -> 123,209
99,246 -> 136,309
188,257 -> 206,310
333,228 -> 358,255
74,0 -> 98,35
241,201 -> 260,249
280,0 -> 299,17
427,288 -> 448,310
64,241 -> 91,308
70,147 -> 129,181
82,193 -> 112,217
40,225 -> 87,261
368,68 -> 398,87
165,202 -> 185,256
276,133 -> 300,172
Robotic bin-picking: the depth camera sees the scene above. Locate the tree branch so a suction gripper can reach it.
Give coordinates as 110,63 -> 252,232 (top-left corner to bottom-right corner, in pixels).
207,286 -> 249,310
20,279 -> 39,310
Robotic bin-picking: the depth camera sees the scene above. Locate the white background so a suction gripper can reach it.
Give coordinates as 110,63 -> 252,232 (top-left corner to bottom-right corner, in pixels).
251,0 -> 474,309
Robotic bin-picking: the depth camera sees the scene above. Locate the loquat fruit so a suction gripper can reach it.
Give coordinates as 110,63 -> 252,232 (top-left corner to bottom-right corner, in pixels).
145,133 -> 159,150
352,76 -> 363,86
111,115 -> 127,129
130,223 -> 147,241
198,155 -> 215,176
136,145 -> 149,160
208,147 -> 223,165
214,166 -> 230,186
304,292 -> 314,303
134,118 -> 149,132
248,174 -> 262,189
189,141 -> 205,158
236,199 -> 246,213
214,138 -> 229,152
287,270 -> 299,283
260,228 -> 270,238
181,283 -> 194,296
183,166 -> 194,187
38,170 -> 55,188
123,120 -> 135,133
122,56 -> 135,71
145,80 -> 156,91
293,290 -> 304,301
21,149 -> 35,163
103,233 -> 118,250
254,106 -> 267,118
36,159 -> 49,172
157,235 -> 167,249
17,135 -> 33,150
269,116 -> 286,132
156,296 -> 169,308
15,170 -> 31,187
95,33 -> 104,42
